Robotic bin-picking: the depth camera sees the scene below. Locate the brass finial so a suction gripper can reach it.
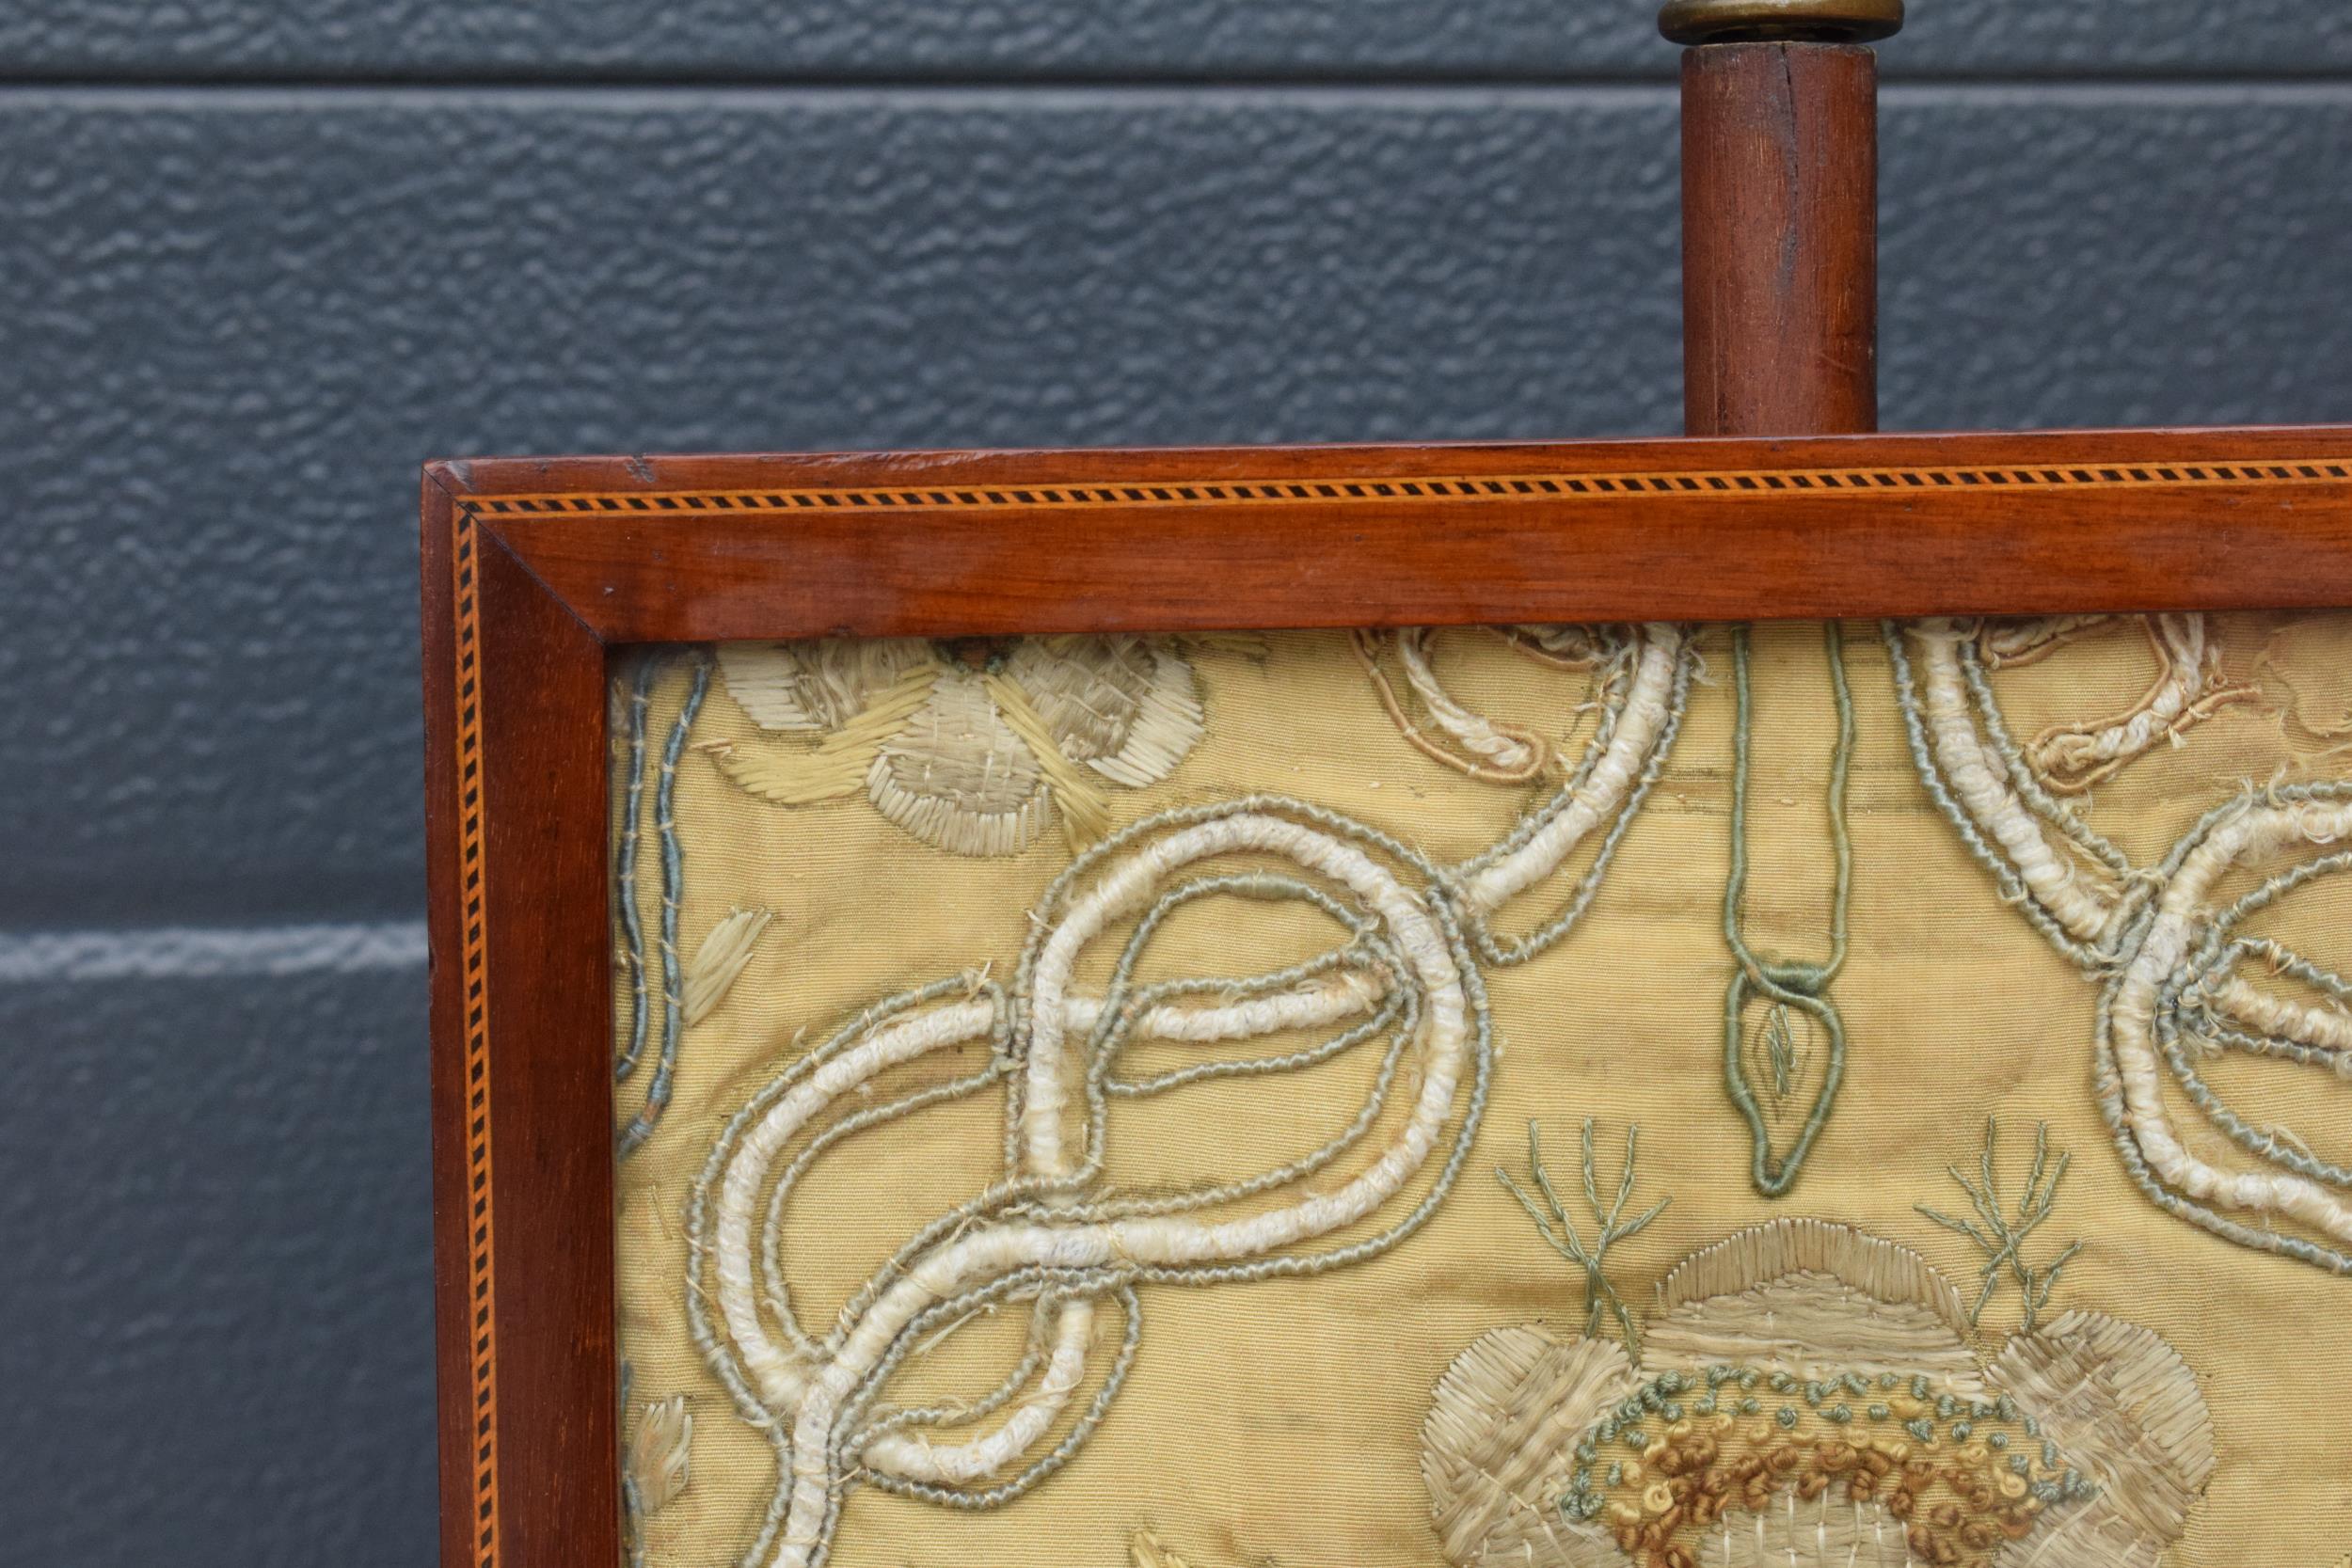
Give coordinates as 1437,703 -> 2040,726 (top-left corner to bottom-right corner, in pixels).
1659,0 -> 1903,45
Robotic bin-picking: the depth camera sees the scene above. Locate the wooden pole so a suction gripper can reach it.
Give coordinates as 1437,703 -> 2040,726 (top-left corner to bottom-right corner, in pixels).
1664,1 -> 1899,437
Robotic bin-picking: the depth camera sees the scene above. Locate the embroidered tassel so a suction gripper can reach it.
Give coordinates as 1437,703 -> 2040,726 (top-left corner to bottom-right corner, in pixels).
1721,623 -> 1854,1199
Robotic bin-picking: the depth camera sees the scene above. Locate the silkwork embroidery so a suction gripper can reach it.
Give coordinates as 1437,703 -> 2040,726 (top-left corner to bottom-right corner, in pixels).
616,652 -> 713,1159
682,908 -> 773,1030
1889,619 -> 2352,1273
679,626 -> 1701,1568
1915,1119 -> 2082,1332
1721,623 -> 1856,1198
704,635 -> 1206,856
1351,626 -> 1637,783
1425,1220 -> 2214,1568
1980,614 -> 2259,794
1385,621 -> 1866,1200
619,1363 -> 693,1568
611,618 -> 2352,1567
1497,1118 -> 1670,1359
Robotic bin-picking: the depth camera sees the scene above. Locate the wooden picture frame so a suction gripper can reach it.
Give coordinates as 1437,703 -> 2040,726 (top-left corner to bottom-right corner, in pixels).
421,423 -> 2352,1568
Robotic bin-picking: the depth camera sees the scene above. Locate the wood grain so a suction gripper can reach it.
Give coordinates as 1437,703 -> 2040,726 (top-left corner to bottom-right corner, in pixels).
425,478 -> 621,1568
421,473 -> 478,1568
1682,42 -> 1879,436
440,429 -> 2352,645
423,422 -> 2352,1567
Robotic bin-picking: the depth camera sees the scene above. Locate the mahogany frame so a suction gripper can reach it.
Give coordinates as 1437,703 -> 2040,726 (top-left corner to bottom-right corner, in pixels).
421,423 -> 2352,1568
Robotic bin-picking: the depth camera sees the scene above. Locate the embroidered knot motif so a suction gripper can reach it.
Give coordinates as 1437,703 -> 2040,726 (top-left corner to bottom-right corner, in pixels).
1740,958 -> 1836,998
675,627 -> 1701,1568
1721,623 -> 1855,1199
689,801 -> 1491,1568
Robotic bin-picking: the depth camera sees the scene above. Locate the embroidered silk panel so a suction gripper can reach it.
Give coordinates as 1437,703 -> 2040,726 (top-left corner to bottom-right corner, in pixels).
607,616 -> 2352,1568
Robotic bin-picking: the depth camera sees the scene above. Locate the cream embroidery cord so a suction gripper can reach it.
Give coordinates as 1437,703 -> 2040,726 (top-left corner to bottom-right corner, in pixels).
1899,619 -> 2133,957
2026,613 -> 2259,793
692,803 -> 1487,1568
1892,618 -> 2352,1271
2108,795 -> 2352,1239
619,619 -> 2352,1567
1457,626 -> 1686,915
1348,628 -> 1551,783
680,626 -> 1699,1568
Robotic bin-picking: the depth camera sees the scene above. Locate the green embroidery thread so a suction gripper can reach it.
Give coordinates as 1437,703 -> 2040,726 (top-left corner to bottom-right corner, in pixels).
1497,1118 -> 1670,1360
1916,1117 -> 2084,1332
1423,1219 -> 2216,1568
1886,620 -> 2352,1274
1723,622 -> 1854,1197
616,651 -> 713,1160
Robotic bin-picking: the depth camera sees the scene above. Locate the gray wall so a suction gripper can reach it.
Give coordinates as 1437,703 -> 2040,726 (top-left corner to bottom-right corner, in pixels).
5,6 -> 2349,1562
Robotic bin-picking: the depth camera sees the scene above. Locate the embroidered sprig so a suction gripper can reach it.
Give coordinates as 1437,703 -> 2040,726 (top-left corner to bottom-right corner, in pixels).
1917,1117 -> 2083,1331
1498,1118 -> 1669,1359
1892,619 -> 2352,1275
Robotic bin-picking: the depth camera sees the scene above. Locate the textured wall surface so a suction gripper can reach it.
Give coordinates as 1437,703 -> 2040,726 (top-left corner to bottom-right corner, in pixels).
3,7 -> 2349,1566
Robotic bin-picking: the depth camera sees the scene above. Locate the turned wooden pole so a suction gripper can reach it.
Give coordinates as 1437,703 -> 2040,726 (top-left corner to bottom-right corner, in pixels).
1664,0 -> 1900,437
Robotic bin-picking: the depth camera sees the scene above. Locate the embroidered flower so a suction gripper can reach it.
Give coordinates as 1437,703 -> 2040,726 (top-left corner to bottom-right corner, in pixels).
705,636 -> 1204,857
1423,1220 -> 2215,1568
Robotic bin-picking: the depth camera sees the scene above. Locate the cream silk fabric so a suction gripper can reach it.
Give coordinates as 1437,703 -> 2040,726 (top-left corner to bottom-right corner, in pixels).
613,616 -> 2352,1567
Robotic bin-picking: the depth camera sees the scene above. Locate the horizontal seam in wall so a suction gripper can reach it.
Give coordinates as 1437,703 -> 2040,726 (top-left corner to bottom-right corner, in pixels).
0,921 -> 427,983
0,75 -> 2350,106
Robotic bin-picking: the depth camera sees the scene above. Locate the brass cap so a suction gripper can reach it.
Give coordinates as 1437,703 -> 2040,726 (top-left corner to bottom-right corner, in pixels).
1659,0 -> 1903,44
